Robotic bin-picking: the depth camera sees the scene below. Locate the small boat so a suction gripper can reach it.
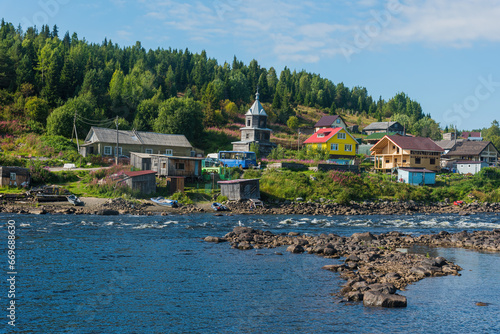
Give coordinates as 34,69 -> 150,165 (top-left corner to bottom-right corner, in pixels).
453,200 -> 464,206
211,202 -> 228,211
67,195 -> 83,206
151,197 -> 178,208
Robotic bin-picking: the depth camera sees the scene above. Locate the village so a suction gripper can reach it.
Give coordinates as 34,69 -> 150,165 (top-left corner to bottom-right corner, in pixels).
1,90 -> 499,215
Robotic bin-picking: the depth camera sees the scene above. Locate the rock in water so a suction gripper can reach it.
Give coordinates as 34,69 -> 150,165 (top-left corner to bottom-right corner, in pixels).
363,291 -> 407,308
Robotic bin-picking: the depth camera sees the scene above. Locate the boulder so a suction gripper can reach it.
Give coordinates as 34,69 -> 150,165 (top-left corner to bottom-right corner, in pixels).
368,283 -> 396,294
287,244 -> 305,253
351,232 -> 376,242
363,291 -> 407,308
204,236 -> 226,243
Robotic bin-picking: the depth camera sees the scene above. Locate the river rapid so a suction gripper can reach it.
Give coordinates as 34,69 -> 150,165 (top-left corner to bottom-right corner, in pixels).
1,213 -> 500,333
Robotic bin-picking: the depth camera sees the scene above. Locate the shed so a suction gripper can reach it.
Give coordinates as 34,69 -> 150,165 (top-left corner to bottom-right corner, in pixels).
218,179 -> 260,201
123,170 -> 157,194
130,153 -> 202,179
456,161 -> 489,175
0,166 -> 30,187
398,168 -> 436,186
166,176 -> 185,193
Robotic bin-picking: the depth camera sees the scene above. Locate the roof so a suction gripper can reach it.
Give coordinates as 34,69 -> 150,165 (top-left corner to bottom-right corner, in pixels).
365,132 -> 398,140
130,152 -> 203,160
314,115 -> 342,128
399,168 -> 435,173
85,127 -> 193,148
386,135 -> 444,152
123,170 -> 157,177
245,92 -> 267,116
461,131 -> 481,138
303,128 -> 342,144
218,178 -> 260,184
456,160 -> 488,164
434,139 -> 464,150
444,141 -> 497,157
363,121 -> 400,131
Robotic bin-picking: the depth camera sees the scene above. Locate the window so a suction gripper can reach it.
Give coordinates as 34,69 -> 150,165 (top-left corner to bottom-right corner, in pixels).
403,160 -> 407,163
316,144 -> 321,149
246,133 -> 250,139
415,157 -> 421,164
430,158 -> 436,165
175,163 -> 185,170
114,147 -> 122,155
145,149 -> 153,154
104,146 -> 112,155
165,149 -> 173,156
338,133 -> 346,140
395,158 -> 398,163
10,173 -> 16,181
345,144 -> 352,152
247,119 -> 251,126
386,160 -> 390,163
331,143 -> 338,151
336,119 -> 341,124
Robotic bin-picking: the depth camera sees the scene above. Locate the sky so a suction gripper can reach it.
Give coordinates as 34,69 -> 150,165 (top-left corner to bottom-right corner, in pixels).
2,0 -> 500,130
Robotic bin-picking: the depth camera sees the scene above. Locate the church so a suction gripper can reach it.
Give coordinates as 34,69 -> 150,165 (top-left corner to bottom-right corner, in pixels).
232,91 -> 276,156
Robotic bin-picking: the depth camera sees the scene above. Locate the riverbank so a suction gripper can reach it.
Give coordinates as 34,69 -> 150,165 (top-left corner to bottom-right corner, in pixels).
2,197 -> 500,216
205,227 -> 500,307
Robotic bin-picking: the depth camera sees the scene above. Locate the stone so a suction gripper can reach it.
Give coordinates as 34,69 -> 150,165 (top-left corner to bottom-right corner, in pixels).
204,236 -> 226,243
351,232 -> 376,242
368,283 -> 397,294
287,244 -> 305,253
96,209 -> 119,216
363,291 -> 407,308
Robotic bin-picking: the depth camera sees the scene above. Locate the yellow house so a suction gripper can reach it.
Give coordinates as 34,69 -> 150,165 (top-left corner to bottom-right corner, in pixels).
370,135 -> 444,171
303,127 -> 357,158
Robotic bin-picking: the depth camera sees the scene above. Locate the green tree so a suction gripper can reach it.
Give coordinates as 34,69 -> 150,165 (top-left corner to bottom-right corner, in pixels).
287,116 -> 299,131
153,97 -> 204,142
24,96 -> 50,125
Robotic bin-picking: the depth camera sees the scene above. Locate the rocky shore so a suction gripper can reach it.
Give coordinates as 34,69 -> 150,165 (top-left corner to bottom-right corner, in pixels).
205,227 -> 500,308
2,196 -> 500,216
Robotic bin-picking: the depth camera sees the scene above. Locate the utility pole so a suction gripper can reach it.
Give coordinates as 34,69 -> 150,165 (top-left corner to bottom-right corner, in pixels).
297,128 -> 300,154
73,111 -> 80,153
115,116 -> 119,165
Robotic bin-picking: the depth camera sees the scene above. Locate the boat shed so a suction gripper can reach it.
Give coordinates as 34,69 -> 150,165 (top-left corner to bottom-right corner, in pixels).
456,161 -> 489,175
218,179 -> 260,201
398,168 -> 436,186
0,166 -> 30,187
122,170 -> 157,195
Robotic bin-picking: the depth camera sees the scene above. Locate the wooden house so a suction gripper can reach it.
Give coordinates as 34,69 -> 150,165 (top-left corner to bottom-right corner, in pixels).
122,170 -> 157,194
443,141 -> 498,165
0,166 -> 30,187
314,115 -> 347,132
363,122 -> 404,135
303,127 -> 357,158
456,161 -> 489,175
370,135 -> 443,171
80,127 -> 196,158
130,153 -> 203,179
218,179 -> 260,201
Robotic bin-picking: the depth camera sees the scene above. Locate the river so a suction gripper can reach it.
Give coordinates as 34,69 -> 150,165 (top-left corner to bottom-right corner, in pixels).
1,213 -> 500,333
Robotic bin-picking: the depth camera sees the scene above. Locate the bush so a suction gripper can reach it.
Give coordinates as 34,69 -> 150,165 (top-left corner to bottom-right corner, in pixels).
170,191 -> 193,204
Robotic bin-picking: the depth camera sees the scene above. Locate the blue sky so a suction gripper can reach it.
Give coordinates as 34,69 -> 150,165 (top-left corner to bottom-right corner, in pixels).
2,0 -> 500,130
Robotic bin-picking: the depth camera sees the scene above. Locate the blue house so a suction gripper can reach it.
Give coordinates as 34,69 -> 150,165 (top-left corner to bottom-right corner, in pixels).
398,168 -> 436,186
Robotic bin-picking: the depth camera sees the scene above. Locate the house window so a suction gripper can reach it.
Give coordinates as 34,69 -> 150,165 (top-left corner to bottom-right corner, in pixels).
316,144 -> 321,149
385,160 -> 390,163
175,163 -> 185,170
104,146 -> 112,155
395,158 -> 398,163
336,119 -> 340,124
247,119 -> 251,126
403,160 -> 406,163
430,158 -> 436,165
345,144 -> 352,152
114,147 -> 122,156
165,149 -> 173,156
145,149 -> 153,154
331,143 -> 338,151
415,157 -> 421,164
246,133 -> 250,139
338,133 -> 346,140
10,173 -> 16,181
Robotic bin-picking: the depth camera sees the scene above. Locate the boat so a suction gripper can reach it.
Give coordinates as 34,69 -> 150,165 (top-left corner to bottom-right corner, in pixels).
151,197 -> 178,208
67,195 -> 83,206
211,202 -> 228,211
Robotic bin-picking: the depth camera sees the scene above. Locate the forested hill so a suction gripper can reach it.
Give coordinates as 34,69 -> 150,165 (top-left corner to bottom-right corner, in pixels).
0,20 -> 441,150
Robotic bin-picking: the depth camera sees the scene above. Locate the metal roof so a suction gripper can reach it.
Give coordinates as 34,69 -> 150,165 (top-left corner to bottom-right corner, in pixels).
399,168 -> 435,173
245,92 -> 267,116
314,115 -> 342,128
363,121 -> 400,131
85,127 -> 193,148
123,170 -> 157,177
386,135 -> 444,152
303,127 -> 342,144
443,141 -> 497,157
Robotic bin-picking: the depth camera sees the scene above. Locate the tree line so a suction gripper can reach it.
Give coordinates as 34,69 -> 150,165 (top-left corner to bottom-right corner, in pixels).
0,19 -> 438,147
